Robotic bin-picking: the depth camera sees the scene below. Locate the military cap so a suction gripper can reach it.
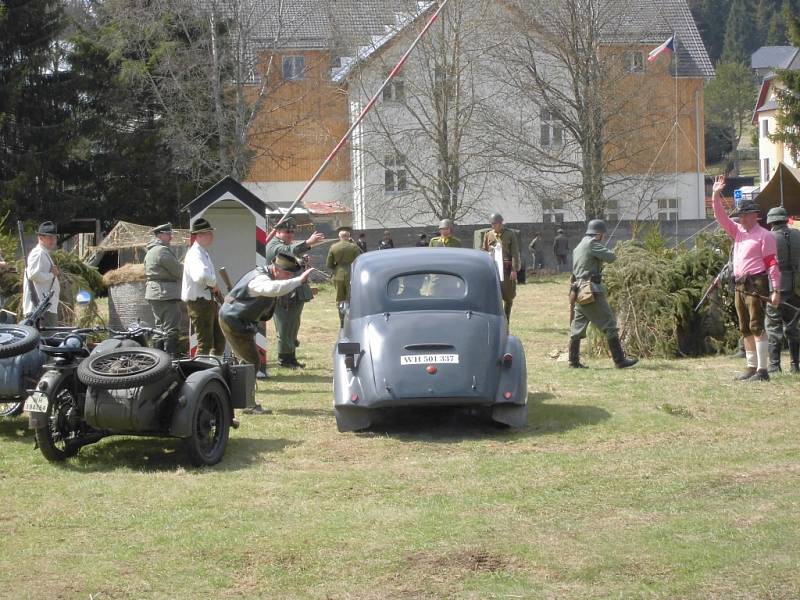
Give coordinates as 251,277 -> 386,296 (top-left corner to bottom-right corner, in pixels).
438,219 -> 453,230
337,225 -> 353,233
275,217 -> 296,232
37,221 -> 57,236
490,213 -> 504,224
151,222 -> 173,235
556,228 -> 564,234
732,200 -> 760,216
190,218 -> 214,233
585,219 -> 607,235
273,251 -> 302,272
766,206 -> 789,225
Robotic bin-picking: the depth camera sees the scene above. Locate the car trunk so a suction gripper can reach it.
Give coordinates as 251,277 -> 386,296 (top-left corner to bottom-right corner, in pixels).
365,311 -> 500,403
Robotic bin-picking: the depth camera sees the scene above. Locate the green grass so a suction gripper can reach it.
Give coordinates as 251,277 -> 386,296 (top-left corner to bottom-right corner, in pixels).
2,276 -> 799,598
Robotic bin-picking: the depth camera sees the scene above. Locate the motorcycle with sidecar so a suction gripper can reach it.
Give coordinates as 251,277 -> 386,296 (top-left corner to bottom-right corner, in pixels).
25,324 -> 254,466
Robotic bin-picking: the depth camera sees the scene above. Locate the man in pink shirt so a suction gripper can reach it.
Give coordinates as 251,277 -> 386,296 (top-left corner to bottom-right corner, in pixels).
712,176 -> 781,381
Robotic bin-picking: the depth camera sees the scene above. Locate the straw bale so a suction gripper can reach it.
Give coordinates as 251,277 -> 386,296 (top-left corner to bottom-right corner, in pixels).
103,263 -> 146,286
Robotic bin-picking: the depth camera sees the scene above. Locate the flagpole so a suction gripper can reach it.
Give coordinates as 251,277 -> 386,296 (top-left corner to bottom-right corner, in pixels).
674,31 -> 679,246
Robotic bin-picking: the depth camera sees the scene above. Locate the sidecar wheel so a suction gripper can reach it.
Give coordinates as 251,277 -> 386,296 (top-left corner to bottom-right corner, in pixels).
185,381 -> 231,467
34,384 -> 82,462
0,400 -> 24,418
0,324 -> 39,359
77,347 -> 173,389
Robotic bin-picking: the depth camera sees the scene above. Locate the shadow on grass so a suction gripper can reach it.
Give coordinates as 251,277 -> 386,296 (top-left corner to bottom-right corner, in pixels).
357,392 -> 609,442
56,436 -> 297,473
633,362 -> 687,372
263,374 -> 331,384
275,407 -> 332,418
0,415 -> 34,443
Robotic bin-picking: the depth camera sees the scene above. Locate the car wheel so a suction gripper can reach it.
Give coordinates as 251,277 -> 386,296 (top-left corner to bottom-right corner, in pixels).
34,382 -> 82,462
77,347 -> 173,389
0,324 -> 39,359
185,380 -> 231,467
0,400 -> 24,418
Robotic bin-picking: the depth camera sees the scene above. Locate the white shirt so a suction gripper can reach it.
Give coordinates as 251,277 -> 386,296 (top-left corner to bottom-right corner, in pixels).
181,242 -> 217,301
247,273 -> 304,297
23,244 -> 60,315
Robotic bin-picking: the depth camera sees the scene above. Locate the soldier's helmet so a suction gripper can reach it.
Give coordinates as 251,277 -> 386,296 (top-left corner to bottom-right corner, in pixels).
766,206 -> 789,225
275,217 -> 296,232
585,219 -> 607,235
438,218 -> 453,230
490,213 -> 503,224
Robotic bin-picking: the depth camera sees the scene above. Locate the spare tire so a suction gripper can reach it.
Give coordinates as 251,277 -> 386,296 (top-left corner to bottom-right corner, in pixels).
77,347 -> 173,389
0,325 -> 40,359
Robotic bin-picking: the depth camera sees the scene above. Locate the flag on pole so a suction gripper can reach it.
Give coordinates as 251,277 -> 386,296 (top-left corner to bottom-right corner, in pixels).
647,35 -> 675,62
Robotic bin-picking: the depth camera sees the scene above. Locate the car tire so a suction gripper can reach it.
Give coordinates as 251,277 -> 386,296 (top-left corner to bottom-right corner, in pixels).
185,380 -> 231,467
77,347 -> 173,389
0,324 -> 39,359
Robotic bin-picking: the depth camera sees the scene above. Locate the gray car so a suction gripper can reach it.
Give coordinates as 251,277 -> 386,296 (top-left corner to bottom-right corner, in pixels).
333,248 -> 528,432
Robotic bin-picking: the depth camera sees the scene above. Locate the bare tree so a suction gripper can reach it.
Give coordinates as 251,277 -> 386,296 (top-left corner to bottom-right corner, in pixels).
98,0 -> 327,183
348,0 -> 499,225
484,0 -> 679,221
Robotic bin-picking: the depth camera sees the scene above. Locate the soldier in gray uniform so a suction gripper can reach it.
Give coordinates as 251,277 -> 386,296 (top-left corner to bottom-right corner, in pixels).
264,217 -> 326,368
765,207 -> 800,373
144,223 -> 184,357
568,219 -> 637,369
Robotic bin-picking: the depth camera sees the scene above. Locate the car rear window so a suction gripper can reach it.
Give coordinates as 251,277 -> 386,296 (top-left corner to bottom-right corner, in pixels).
387,273 -> 466,300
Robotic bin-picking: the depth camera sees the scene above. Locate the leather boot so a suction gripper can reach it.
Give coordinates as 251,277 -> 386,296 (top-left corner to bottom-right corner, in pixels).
608,336 -> 638,368
790,341 -> 800,373
767,341 -> 782,373
568,338 -> 587,368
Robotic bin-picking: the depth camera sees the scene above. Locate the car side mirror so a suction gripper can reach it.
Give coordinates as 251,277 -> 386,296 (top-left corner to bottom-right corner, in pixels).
337,342 -> 361,370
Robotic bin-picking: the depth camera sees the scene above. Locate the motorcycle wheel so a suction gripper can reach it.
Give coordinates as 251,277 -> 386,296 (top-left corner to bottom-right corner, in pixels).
77,347 -> 172,389
185,380 -> 231,467
35,382 -> 82,462
0,400 -> 24,417
0,324 -> 39,359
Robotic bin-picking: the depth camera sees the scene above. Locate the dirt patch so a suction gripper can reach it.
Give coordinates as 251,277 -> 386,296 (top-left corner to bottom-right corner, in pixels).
405,547 -> 519,576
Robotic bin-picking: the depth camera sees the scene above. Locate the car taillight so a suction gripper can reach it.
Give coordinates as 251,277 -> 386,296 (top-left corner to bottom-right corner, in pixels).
351,393 -> 359,403
502,354 -> 512,368
426,365 -> 437,374
503,391 -> 513,399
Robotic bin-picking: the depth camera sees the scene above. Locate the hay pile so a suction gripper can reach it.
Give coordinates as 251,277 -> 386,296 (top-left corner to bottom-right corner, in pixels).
103,263 -> 146,286
595,228 -> 737,359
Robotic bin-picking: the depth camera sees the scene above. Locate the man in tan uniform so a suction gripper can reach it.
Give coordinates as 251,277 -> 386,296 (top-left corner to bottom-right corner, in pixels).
482,213 -> 520,322
326,226 -> 362,327
429,219 -> 462,247
144,223 -> 183,357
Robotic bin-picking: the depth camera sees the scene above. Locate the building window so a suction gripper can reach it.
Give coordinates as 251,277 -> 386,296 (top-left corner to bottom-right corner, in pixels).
761,119 -> 769,138
542,198 -> 565,223
540,108 -> 563,147
606,199 -> 619,222
384,153 -> 407,193
383,72 -> 405,102
282,56 -> 305,80
626,51 -> 644,73
657,198 -> 679,221
762,157 -> 771,183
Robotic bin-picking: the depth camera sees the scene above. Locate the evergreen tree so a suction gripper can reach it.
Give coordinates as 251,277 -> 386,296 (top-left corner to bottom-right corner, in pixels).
0,0 -> 80,222
688,0 -> 731,63
722,0 -> 758,63
773,12 -> 800,162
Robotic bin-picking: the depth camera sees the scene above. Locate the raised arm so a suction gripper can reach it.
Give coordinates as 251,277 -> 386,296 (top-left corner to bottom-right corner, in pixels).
712,175 -> 737,239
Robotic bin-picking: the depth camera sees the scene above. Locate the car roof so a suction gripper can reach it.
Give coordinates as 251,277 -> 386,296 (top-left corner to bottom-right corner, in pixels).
349,248 -> 503,316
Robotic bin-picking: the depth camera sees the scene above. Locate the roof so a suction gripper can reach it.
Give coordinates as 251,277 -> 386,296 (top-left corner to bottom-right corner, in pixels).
333,0 -> 713,82
751,46 -> 799,71
303,201 -> 353,215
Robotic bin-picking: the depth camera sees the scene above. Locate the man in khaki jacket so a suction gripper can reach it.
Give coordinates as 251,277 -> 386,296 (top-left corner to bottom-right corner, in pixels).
144,223 -> 184,357
481,213 -> 520,322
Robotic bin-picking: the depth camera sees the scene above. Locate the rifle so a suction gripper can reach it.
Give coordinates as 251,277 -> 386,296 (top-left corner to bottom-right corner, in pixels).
17,220 -> 40,307
694,263 -> 731,312
218,267 -> 233,293
21,290 -> 53,328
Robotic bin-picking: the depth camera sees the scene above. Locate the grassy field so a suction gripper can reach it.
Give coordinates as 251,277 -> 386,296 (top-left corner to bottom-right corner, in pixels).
1,276 -> 799,599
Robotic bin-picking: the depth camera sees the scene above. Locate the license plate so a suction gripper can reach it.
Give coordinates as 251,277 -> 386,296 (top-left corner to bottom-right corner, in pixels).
401,354 -> 459,365
23,392 -> 49,413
